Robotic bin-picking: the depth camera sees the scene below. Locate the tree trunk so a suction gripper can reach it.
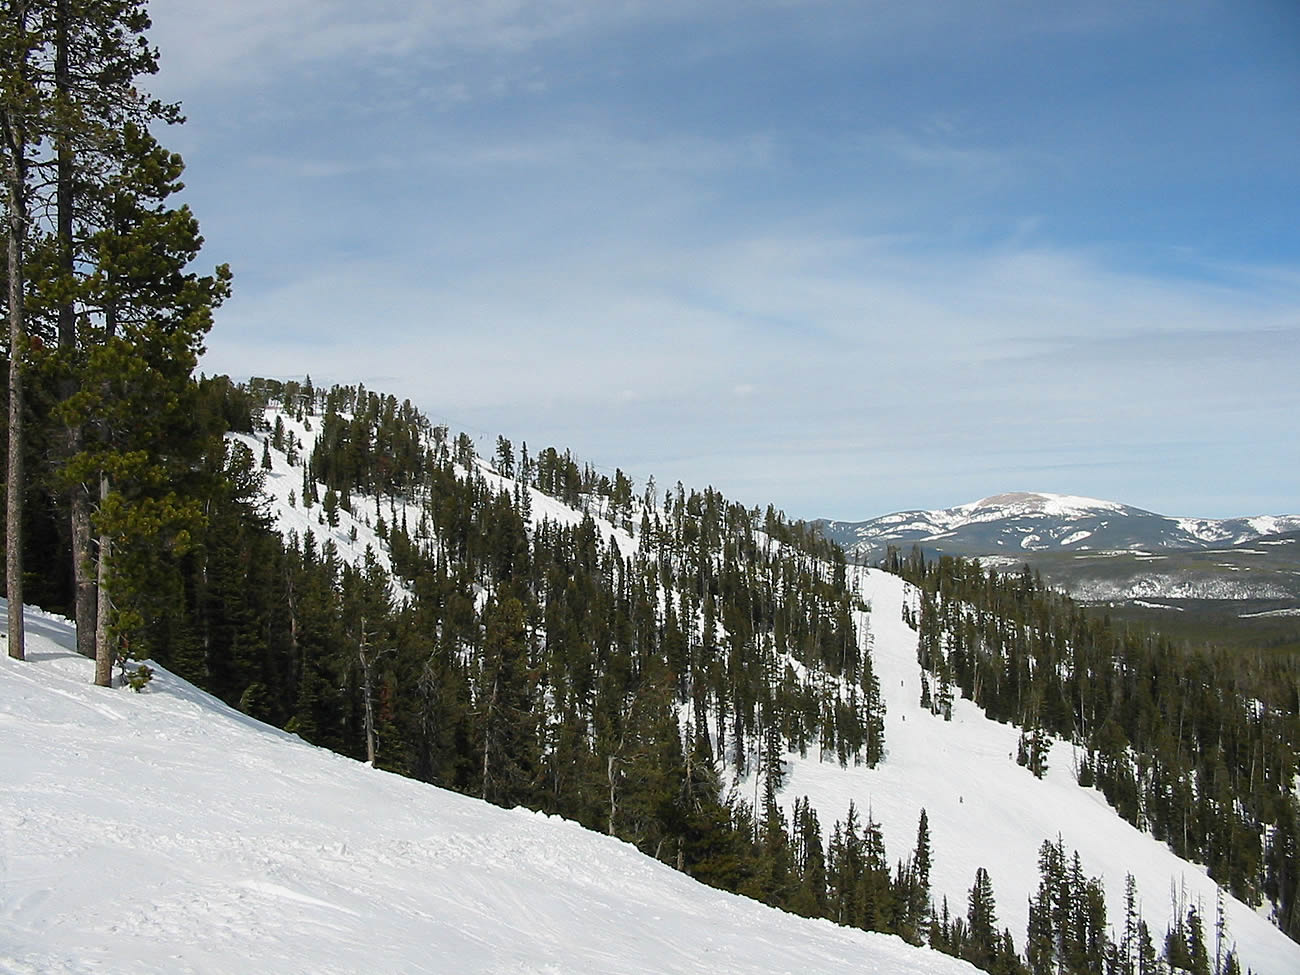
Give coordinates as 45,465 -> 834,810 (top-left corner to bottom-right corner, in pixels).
71,488 -> 96,656
360,619 -> 376,766
93,473 -> 113,686
481,672 -> 498,800
607,754 -> 618,836
2,17 -> 27,661
5,181 -> 24,663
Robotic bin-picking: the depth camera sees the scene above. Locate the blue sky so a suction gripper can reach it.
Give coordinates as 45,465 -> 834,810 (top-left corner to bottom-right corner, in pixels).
149,0 -> 1299,521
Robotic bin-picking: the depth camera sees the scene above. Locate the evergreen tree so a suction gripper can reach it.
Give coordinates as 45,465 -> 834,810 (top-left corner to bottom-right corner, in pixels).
965,867 -> 1000,972
897,807 -> 933,944
56,121 -> 228,683
477,594 -> 537,807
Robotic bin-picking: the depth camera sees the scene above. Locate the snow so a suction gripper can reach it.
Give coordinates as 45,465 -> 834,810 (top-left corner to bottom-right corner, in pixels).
732,570 -> 1300,975
1059,530 -> 1093,546
973,555 -> 1022,569
1175,518 -> 1236,543
1177,516 -> 1300,545
1132,600 -> 1184,612
958,492 -> 1128,524
0,600 -> 979,975
1239,608 -> 1300,619
1247,516 -> 1297,537
232,414 -> 401,588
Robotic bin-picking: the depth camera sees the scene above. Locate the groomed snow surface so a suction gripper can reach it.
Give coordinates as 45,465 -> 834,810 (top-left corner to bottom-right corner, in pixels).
0,600 -> 978,975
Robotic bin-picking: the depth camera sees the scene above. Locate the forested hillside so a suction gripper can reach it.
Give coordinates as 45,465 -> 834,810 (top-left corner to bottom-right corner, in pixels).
890,547 -> 1300,941
43,376 -> 892,900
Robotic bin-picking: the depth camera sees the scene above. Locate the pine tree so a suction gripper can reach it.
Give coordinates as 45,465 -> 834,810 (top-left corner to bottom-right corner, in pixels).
50,0 -> 181,662
788,796 -> 827,918
965,867 -> 1000,971
56,121 -> 229,683
1,0 -> 40,661
1184,904 -> 1212,975
898,807 -> 933,944
478,593 -> 537,807
0,1 -> 225,678
323,487 -> 339,527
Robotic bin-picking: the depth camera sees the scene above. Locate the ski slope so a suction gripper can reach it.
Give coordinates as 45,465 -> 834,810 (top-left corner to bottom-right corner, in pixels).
732,567 -> 1300,975
0,600 -> 980,975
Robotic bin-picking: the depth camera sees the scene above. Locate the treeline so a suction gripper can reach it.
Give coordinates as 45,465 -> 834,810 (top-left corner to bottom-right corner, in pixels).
890,546 -> 1300,942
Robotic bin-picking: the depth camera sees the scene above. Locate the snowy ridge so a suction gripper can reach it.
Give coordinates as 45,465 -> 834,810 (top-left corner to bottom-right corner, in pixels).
236,405 -> 641,574
820,492 -> 1300,559
951,492 -> 1129,525
0,601 -> 978,975
231,413 -> 400,583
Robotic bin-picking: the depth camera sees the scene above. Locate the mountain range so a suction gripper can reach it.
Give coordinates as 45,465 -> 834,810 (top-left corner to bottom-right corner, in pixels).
817,491 -> 1300,561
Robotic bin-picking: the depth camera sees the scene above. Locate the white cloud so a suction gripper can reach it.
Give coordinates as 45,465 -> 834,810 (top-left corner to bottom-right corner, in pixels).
200,221 -> 1300,518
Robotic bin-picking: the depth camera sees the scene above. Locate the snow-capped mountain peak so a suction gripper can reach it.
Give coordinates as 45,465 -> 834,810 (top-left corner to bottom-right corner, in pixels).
820,493 -> 1300,559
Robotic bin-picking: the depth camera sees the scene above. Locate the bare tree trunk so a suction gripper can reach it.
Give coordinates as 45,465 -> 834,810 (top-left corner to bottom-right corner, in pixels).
607,754 -> 618,836
2,22 -> 27,660
359,619 -> 376,766
71,490 -> 96,655
481,673 -> 498,800
5,183 -> 23,663
93,473 -> 113,686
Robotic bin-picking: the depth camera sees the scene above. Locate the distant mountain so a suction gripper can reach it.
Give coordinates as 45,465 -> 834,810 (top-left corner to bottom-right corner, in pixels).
818,491 -> 1300,561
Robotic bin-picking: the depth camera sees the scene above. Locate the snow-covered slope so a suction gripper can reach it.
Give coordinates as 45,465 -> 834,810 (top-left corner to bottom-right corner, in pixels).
820,492 -> 1300,559
733,568 -> 1300,975
0,600 -> 977,975
231,406 -> 640,577
230,412 -> 403,580
226,401 -> 1299,971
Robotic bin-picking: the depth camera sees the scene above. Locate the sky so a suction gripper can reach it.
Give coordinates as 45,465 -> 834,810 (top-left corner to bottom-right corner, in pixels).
146,0 -> 1299,522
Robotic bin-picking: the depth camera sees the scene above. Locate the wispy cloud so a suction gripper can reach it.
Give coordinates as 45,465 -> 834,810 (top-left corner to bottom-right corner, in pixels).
201,217 -> 1300,514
